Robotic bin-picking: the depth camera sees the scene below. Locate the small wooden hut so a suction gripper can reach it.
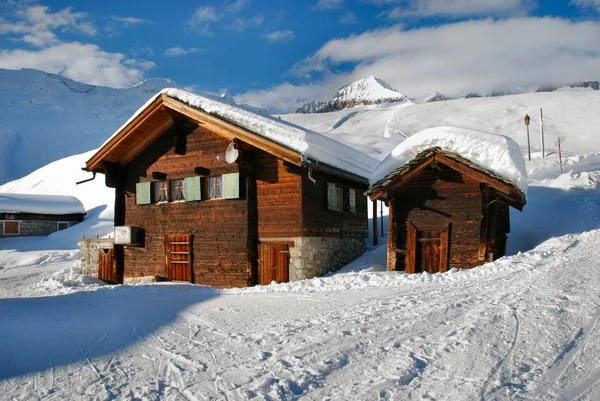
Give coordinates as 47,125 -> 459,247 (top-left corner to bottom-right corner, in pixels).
366,146 -> 526,274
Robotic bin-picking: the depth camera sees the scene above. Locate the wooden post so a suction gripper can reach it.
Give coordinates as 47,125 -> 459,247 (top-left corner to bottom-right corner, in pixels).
113,173 -> 125,284
372,199 -> 378,246
245,160 -> 259,286
479,184 -> 489,262
387,201 -> 396,271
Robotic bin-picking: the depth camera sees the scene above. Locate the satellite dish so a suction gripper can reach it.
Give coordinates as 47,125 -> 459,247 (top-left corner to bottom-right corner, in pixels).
225,142 -> 239,164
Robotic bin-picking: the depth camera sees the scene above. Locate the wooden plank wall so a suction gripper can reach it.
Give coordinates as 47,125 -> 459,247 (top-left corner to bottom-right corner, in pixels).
122,124 -> 249,287
391,166 -> 483,270
301,175 -> 368,238
254,152 -> 303,238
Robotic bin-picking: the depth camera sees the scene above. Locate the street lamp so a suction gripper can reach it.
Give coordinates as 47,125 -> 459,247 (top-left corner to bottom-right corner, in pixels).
524,114 -> 531,161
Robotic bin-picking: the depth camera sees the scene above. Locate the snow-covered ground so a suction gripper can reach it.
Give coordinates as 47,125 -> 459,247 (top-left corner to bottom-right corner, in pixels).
2,152 -> 600,400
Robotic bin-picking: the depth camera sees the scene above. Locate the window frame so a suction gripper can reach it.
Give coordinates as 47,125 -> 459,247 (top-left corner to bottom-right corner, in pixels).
333,186 -> 350,212
3,220 -> 20,235
170,179 -> 185,202
57,221 -> 70,231
153,181 -> 169,204
208,176 -> 223,200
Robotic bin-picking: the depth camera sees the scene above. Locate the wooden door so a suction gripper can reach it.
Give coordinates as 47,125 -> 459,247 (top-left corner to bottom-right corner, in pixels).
258,242 -> 290,285
406,222 -> 451,274
165,235 -> 193,282
98,248 -> 116,283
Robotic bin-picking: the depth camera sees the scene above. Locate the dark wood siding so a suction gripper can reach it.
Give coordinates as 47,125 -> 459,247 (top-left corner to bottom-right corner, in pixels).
122,124 -> 250,288
254,152 -> 303,238
301,175 -> 368,238
390,165 -> 485,271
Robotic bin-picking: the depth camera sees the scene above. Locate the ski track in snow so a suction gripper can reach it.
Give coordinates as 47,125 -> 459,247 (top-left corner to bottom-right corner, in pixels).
2,229 -> 600,400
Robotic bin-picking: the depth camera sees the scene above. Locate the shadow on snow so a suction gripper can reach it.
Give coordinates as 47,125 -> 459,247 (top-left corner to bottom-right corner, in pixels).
0,284 -> 219,380
508,184 -> 600,255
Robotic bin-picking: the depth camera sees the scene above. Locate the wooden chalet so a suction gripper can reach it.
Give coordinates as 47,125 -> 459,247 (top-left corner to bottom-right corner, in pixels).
366,147 -> 526,274
84,89 -> 377,287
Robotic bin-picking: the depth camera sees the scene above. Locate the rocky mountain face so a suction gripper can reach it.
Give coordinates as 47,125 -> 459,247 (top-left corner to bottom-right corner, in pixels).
295,76 -> 409,114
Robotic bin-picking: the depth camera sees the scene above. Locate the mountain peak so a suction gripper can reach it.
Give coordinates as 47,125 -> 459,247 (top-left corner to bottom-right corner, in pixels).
333,76 -> 407,104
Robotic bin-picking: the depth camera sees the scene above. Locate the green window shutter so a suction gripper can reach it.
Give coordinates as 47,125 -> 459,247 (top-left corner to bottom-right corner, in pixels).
136,182 -> 151,205
327,182 -> 336,210
222,173 -> 240,199
349,188 -> 356,213
184,176 -> 202,201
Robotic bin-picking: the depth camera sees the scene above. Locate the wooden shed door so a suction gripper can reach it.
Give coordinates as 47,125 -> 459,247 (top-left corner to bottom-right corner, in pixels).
165,235 -> 193,282
407,222 -> 451,274
258,243 -> 289,285
98,248 -> 116,283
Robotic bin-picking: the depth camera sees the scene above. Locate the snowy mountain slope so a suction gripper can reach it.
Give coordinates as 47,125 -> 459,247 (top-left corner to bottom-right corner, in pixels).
283,88 -> 600,159
2,153 -> 600,399
294,76 -> 410,114
0,68 -> 176,185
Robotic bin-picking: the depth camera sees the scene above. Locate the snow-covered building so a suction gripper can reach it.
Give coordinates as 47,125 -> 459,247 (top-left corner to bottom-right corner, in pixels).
366,127 -> 527,273
0,193 -> 85,237
84,88 -> 378,286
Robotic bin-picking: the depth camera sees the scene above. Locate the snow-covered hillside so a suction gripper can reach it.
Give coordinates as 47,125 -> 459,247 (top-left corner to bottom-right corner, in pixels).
283,88 -> 600,161
0,68 -> 176,185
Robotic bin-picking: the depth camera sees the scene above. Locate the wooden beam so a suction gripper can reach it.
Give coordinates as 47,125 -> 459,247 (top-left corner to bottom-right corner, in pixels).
479,184 -> 490,262
119,114 -> 174,166
372,199 -> 378,246
406,220 -> 417,274
162,95 -> 302,167
86,96 -> 164,173
369,155 -> 436,200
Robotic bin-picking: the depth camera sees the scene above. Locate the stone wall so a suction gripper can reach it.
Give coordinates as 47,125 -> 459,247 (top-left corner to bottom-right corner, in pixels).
0,220 -> 80,237
79,238 -> 114,278
288,237 -> 366,281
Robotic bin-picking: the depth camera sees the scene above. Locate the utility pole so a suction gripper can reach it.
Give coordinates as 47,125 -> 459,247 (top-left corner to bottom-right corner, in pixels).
540,108 -> 545,158
524,114 -> 531,161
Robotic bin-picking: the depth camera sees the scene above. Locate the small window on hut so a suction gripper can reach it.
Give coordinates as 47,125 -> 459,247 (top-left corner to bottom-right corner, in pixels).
171,179 -> 185,202
153,181 -> 169,203
57,222 -> 70,231
208,176 -> 223,199
327,183 -> 356,213
4,221 -> 20,235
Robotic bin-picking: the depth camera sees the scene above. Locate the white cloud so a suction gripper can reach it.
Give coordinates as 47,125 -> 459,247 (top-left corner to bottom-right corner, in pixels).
238,17 -> 600,112
226,0 -> 250,13
0,5 -> 95,47
188,5 -> 222,29
339,11 -> 358,24
164,46 -> 204,57
314,0 -> 344,10
111,16 -> 151,26
262,30 -> 294,43
0,42 -> 154,88
571,0 -> 600,12
229,15 -> 264,31
375,0 -> 535,18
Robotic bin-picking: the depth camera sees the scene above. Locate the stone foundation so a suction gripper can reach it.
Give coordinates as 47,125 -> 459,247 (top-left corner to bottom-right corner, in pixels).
288,237 -> 366,281
79,238 -> 114,277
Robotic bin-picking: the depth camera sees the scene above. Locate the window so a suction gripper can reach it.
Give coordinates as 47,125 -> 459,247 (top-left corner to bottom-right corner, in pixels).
208,176 -> 223,199
327,183 -> 356,213
57,222 -> 70,231
153,181 -> 169,203
171,179 -> 185,201
3,221 -> 20,235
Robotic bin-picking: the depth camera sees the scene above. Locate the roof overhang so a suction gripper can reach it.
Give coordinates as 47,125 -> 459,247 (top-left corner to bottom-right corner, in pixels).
85,94 -> 303,174
367,148 -> 526,210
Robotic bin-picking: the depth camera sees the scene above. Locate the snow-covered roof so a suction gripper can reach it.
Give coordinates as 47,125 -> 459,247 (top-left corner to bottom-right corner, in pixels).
370,127 -> 528,195
0,193 -> 85,215
99,88 -> 379,179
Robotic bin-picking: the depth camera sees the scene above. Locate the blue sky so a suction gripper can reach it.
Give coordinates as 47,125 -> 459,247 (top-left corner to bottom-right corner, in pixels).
0,0 -> 599,112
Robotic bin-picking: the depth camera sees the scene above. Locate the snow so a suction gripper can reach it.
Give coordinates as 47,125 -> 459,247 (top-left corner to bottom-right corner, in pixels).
163,88 -> 379,178
4,73 -> 600,399
0,68 -> 175,185
333,76 -> 409,103
0,193 -> 85,215
370,126 -> 529,195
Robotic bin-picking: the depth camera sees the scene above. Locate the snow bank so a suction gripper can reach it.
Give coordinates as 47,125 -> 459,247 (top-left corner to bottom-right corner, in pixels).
37,264 -> 106,295
100,88 -> 379,179
0,193 -> 85,215
371,126 -> 528,194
